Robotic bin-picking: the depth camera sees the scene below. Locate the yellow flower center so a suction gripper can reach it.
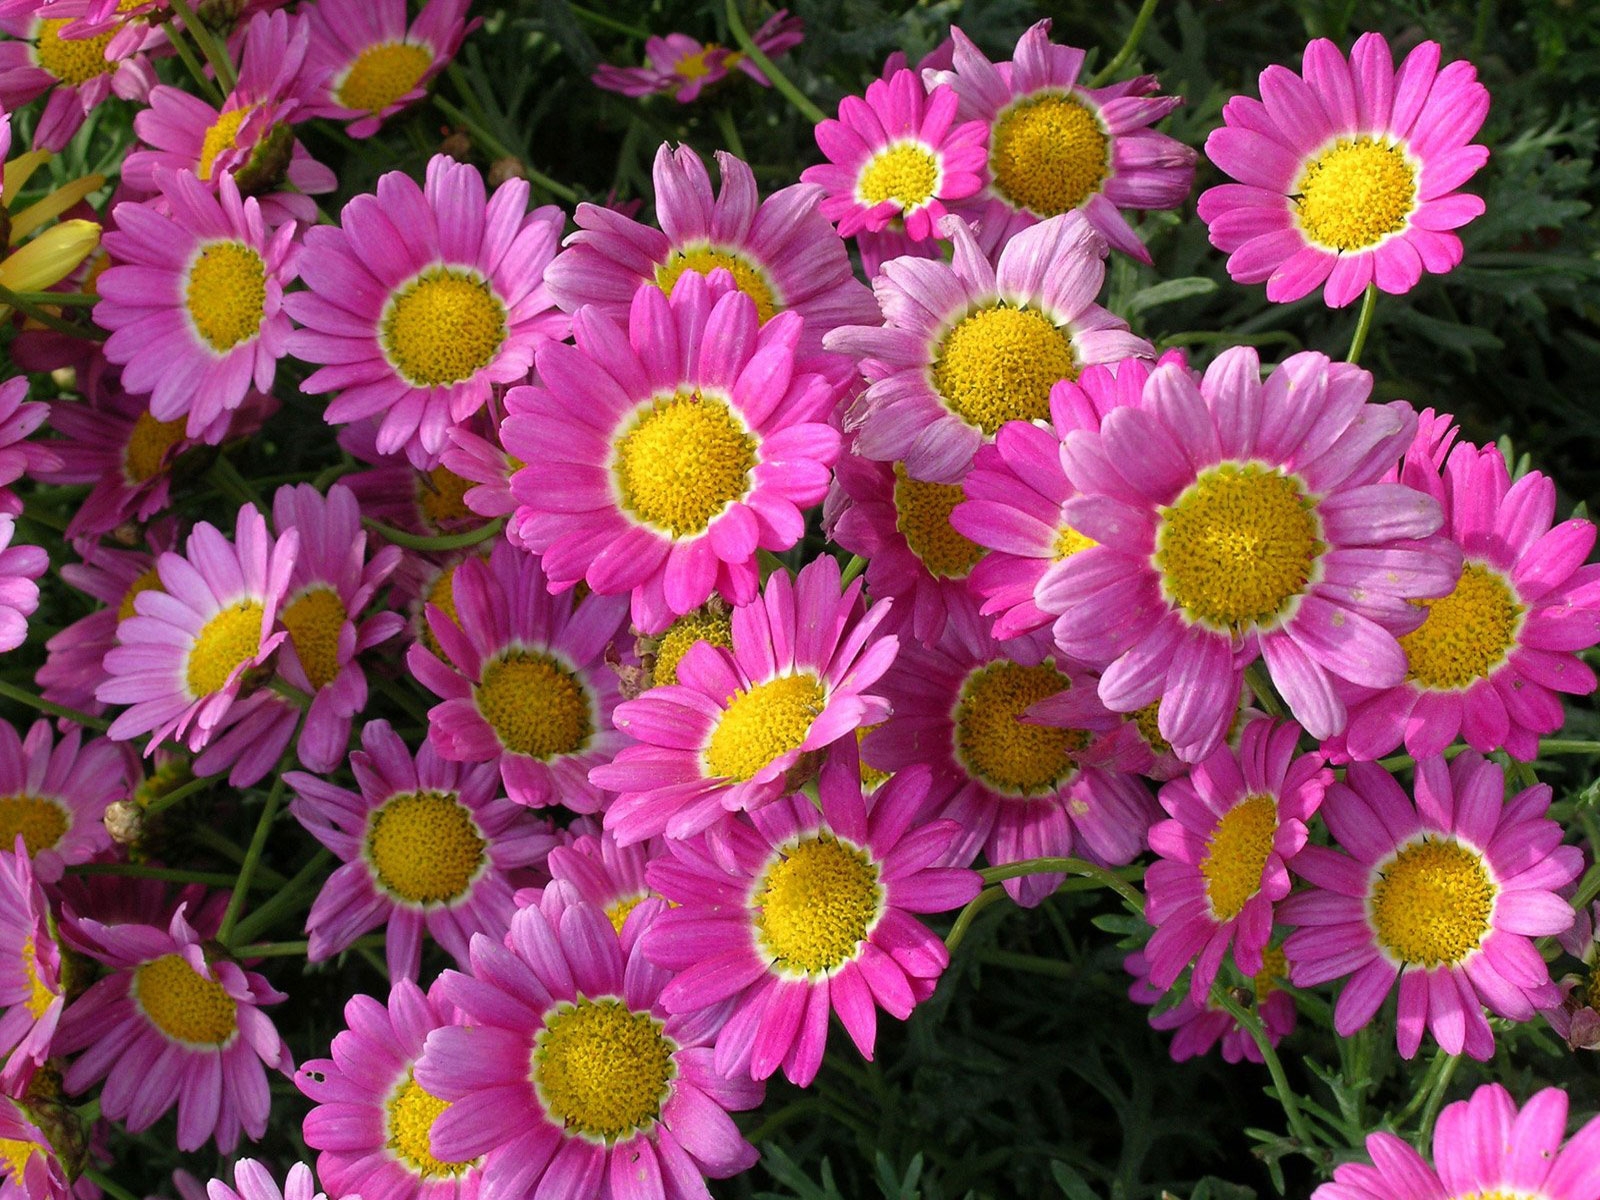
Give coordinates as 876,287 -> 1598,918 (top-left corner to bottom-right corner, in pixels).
366,789 -> 486,905
117,566 -> 165,622
1584,964 -> 1600,1012
702,673 -> 826,782
653,246 -> 779,323
419,559 -> 469,657
474,650 -> 594,760
989,92 -> 1110,217
380,267 -> 507,387
932,305 -> 1077,435
533,997 -> 676,1143
754,832 -> 882,975
0,1130 -> 36,1182
673,46 -> 721,82
386,1072 -> 476,1178
185,600 -> 264,697
1131,700 -> 1172,754
20,937 -> 54,1020
893,462 -> 984,578
857,725 -> 892,792
1368,837 -> 1496,968
34,18 -> 116,86
123,412 -> 186,484
1199,793 -> 1278,922
198,107 -> 252,181
652,607 -> 734,688
133,953 -> 237,1046
612,391 -> 758,538
417,465 -> 474,529
336,41 -> 433,114
1295,137 -> 1418,252
0,795 -> 69,858
185,241 -> 267,353
1253,944 -> 1288,1003
1054,525 -> 1097,560
857,143 -> 941,211
1400,562 -> 1524,692
280,586 -> 347,691
1155,462 -> 1324,633
954,661 -> 1082,795
605,895 -> 646,934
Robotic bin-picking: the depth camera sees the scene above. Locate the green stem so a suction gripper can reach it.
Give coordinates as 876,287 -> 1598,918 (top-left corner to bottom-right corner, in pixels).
1244,662 -> 1286,719
229,848 -> 334,945
567,2 -> 649,37
361,516 -> 503,552
163,22 -> 224,105
1089,0 -> 1162,87
1345,282 -> 1379,365
944,885 -> 1005,952
219,735 -> 298,946
3,291 -> 97,307
142,773 -> 215,817
1213,986 -> 1320,1152
431,96 -> 581,205
86,1171 -> 140,1200
0,284 -> 106,341
725,0 -> 827,124
168,0 -> 237,92
372,671 -> 434,725
977,949 -> 1078,979
189,825 -> 288,886
977,856 -> 1145,912
1537,739 -> 1600,755
1414,1053 -> 1461,1148
205,455 -> 262,510
0,680 -> 111,731
714,106 -> 747,160
1391,1045 -> 1451,1125
69,863 -> 247,888
839,555 -> 867,588
234,933 -> 385,959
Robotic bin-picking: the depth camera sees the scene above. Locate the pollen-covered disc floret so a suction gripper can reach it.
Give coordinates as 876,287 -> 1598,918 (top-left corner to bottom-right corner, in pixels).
0,719 -> 131,885
302,0 -> 472,137
414,897 -> 763,1199
828,212 -> 1151,484
0,841 -> 62,1092
504,269 -> 841,633
1282,752 -> 1581,1060
642,739 -> 979,1086
1199,32 -> 1490,307
287,718 -> 557,980
1040,346 -> 1461,761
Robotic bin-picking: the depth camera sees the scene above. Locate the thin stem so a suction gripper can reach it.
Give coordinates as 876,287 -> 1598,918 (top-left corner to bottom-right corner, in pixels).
1345,282 -> 1379,365
1537,739 -> 1600,755
714,107 -> 747,160
1089,0 -> 1162,87
230,848 -> 334,945
431,96 -> 581,205
70,863 -> 247,888
219,733 -> 299,946
234,933 -> 385,958
86,1171 -> 140,1200
0,680 -> 111,731
0,284 -> 106,340
4,291 -> 97,307
143,772 -> 215,817
362,516 -> 503,552
566,2 -> 649,38
1213,986 -> 1320,1152
1244,662 -> 1286,719
978,856 -> 1145,913
945,885 -> 1005,952
839,555 -> 867,588
189,825 -> 289,887
164,21 -> 225,105
725,0 -> 827,125
168,0 -> 237,92
1414,1053 -> 1461,1149
205,455 -> 262,510
1391,1046 -> 1451,1125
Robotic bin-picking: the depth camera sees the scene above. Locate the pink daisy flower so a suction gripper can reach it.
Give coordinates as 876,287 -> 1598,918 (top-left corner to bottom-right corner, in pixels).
1124,945 -> 1297,1064
1142,718 -> 1330,998
864,636 -> 1155,907
1281,752 -> 1581,1060
95,168 -> 298,440
0,1094 -> 71,1199
0,719 -> 132,883
337,418 -> 494,539
56,905 -> 292,1152
1341,438 -> 1600,761
194,484 -> 404,784
802,68 -> 987,241
1040,346 -> 1462,761
532,826 -> 659,933
591,10 -> 802,103
415,897 -> 763,1200
0,515 -> 44,654
933,19 -> 1197,263
298,977 -> 481,1200
0,377 -> 56,517
301,0 -> 474,137
1314,1083 -> 1600,1200
503,269 -> 840,634
123,11 -> 336,226
440,415 -> 519,527
593,553 -> 899,844
544,142 -> 878,384
0,7 -> 156,151
0,840 -> 63,1091
205,1160 -> 328,1200
287,718 -> 557,980
286,154 -> 567,467
406,541 -> 630,812
96,504 -> 298,754
642,739 -> 980,1086
826,212 -> 1152,484
1197,33 -> 1490,307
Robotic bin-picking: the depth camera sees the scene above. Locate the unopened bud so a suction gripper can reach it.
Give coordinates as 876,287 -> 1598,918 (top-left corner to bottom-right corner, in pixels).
103,799 -> 143,846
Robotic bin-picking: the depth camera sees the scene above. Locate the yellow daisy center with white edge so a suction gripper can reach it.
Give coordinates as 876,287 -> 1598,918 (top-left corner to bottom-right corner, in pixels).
654,245 -> 779,323
474,649 -> 594,760
381,266 -> 507,387
857,143 -> 941,212
280,585 -> 348,691
0,794 -> 69,858
954,661 -> 1083,796
1199,793 -> 1278,922
133,952 -> 237,1046
1295,136 -> 1418,252
893,462 -> 984,578
612,390 -> 758,538
386,1069 -> 478,1178
1368,836 -> 1496,967
933,304 -> 1078,435
185,600 -> 264,697
1400,562 -> 1524,692
365,789 -> 486,905
754,832 -> 883,975
533,997 -> 677,1143
34,18 -> 117,87
123,412 -> 186,485
702,673 -> 826,782
338,41 -> 433,114
185,241 -> 267,354
989,92 -> 1110,216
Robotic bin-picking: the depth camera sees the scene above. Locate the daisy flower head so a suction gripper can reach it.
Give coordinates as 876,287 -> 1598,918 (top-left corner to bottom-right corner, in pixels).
406,540 -> 630,812
1198,33 -> 1490,307
287,718 -> 557,980
302,0 -> 475,137
594,553 -> 900,845
1125,944 -> 1296,1064
827,211 -> 1152,484
96,168 -> 298,439
205,1160 -> 327,1200
535,827 -> 658,932
1342,438 -> 1600,762
642,738 -> 980,1086
287,153 -> 567,467
1142,718 -> 1330,998
0,515 -> 44,654
864,636 -> 1155,907
96,503 -> 298,754
0,6 -> 156,151
1281,752 -> 1581,1060
504,268 -> 841,634
0,1093 -> 71,1199
802,68 -> 987,241
933,19 -> 1197,263
298,977 -> 483,1200
1041,346 -> 1462,761
0,840 -> 63,1090
0,719 -> 132,883
544,142 -> 878,384
56,904 -> 292,1152
591,10 -> 803,103
415,899 -> 764,1200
